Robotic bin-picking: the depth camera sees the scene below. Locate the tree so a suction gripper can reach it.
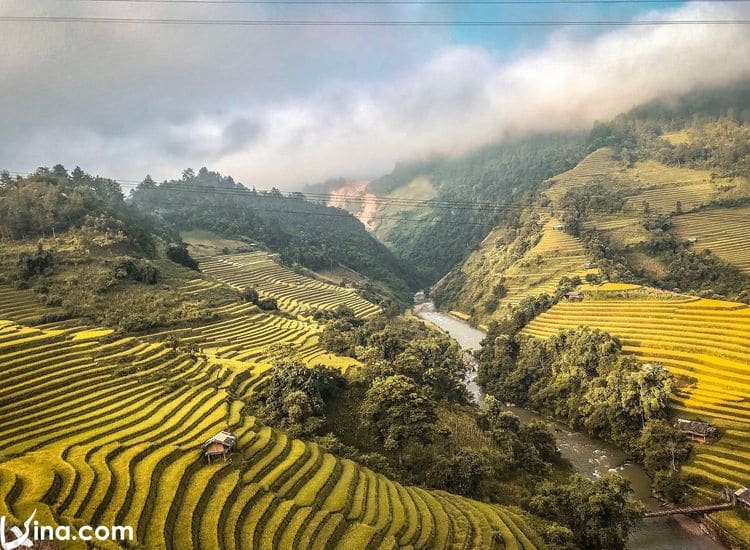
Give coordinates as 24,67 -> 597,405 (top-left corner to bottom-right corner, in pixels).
479,396 -> 521,433
256,362 -> 346,437
360,375 -> 436,461
393,336 -> 469,402
519,421 -> 560,463
530,473 -> 643,550
639,421 -> 692,473
425,450 -> 489,497
240,287 -> 259,303
619,363 -> 672,428
653,470 -> 690,503
165,243 -> 198,270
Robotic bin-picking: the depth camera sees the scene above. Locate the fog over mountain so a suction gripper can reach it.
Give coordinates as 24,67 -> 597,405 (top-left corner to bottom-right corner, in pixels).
2,1 -> 749,187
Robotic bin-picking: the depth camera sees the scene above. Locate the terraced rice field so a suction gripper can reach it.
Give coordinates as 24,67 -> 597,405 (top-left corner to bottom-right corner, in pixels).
0,285 -> 65,323
523,291 -> 750,492
0,319 -> 543,549
497,220 -> 596,307
546,148 -> 719,215
152,306 -> 339,366
672,205 -> 750,273
199,252 -> 381,318
181,278 -> 225,295
544,147 -> 622,204
623,181 -> 716,214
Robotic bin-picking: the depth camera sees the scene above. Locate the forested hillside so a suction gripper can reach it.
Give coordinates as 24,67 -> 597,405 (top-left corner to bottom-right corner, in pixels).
433,80 -> 750,319
130,168 -> 417,302
313,135 -> 588,284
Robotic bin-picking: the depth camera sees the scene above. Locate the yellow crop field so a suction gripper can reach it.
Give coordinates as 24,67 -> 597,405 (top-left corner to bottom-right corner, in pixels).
0,319 -> 543,549
523,291 -> 750,506
198,252 -> 382,318
578,282 -> 642,292
0,285 -> 66,324
497,219 -> 596,308
672,205 -> 750,273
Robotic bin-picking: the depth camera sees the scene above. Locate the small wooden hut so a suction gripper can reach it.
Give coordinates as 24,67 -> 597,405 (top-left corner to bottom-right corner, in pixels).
565,291 -> 585,302
201,430 -> 237,462
676,419 -> 716,444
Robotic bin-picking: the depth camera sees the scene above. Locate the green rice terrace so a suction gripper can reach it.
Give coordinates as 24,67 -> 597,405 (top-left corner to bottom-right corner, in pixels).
0,282 -> 544,549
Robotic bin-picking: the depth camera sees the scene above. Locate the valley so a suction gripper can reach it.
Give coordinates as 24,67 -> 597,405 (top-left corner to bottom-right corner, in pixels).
0,251 -> 546,549
2,80 -> 750,550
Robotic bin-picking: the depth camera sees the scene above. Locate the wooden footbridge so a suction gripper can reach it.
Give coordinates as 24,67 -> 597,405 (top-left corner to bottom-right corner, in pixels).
644,502 -> 733,518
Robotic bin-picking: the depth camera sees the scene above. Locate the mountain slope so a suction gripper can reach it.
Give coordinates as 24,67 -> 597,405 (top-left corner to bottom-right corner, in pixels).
308,134 -> 588,285
0,311 -> 547,550
434,81 -> 750,321
130,168 -> 419,303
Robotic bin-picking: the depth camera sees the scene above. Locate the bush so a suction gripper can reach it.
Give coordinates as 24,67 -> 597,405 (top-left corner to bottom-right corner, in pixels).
165,243 -> 198,270
483,296 -> 499,313
256,297 -> 278,311
112,257 -> 159,284
240,287 -> 259,303
44,294 -> 63,307
17,243 -> 54,281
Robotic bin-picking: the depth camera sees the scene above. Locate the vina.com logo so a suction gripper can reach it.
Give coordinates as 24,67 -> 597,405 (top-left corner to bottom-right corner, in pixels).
0,509 -> 34,550
1,509 -> 133,549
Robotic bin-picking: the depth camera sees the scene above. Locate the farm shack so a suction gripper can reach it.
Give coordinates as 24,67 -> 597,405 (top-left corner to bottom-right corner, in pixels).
565,291 -> 585,302
735,488 -> 750,508
583,262 -> 597,269
201,430 -> 237,462
552,224 -> 564,231
687,237 -> 698,244
676,419 -> 717,443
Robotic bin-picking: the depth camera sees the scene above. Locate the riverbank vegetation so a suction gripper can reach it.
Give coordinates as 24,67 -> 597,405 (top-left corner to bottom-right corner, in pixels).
312,310 -> 647,548
477,320 -> 693,503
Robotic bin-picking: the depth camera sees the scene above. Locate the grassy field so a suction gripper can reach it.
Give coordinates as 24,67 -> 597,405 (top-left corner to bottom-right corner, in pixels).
181,229 -> 257,258
672,205 -> 750,273
522,289 -> 750,534
0,308 -> 544,548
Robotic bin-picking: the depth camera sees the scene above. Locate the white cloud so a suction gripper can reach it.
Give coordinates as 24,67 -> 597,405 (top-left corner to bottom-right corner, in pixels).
1,1 -> 749,187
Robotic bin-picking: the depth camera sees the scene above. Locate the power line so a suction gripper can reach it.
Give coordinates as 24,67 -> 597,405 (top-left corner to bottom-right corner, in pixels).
5,168 -> 746,213
2,15 -> 750,25
48,0 -> 750,4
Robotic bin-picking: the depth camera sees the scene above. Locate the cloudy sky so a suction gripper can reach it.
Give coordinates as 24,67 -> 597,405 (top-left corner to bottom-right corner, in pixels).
1,0 -> 750,189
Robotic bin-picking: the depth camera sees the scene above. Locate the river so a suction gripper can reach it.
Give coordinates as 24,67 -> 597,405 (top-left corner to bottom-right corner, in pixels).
414,301 -> 724,550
